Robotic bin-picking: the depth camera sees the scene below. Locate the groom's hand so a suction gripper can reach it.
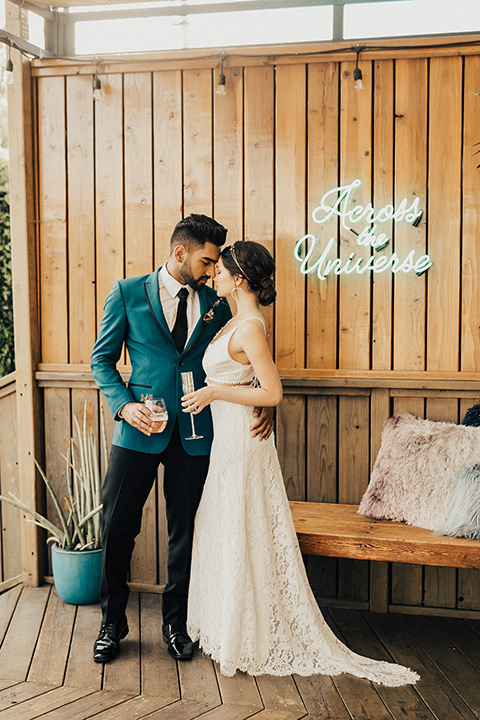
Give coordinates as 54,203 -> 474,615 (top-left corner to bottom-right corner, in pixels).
120,402 -> 156,436
251,406 -> 274,440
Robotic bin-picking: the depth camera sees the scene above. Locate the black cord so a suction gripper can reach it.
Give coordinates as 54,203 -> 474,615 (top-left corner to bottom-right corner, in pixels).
3,35 -> 480,65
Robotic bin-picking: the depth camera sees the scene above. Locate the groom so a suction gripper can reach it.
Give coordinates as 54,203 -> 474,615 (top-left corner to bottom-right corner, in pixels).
91,214 -> 271,664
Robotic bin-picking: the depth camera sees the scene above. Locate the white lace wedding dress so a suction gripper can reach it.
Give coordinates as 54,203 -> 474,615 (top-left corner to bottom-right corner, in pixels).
187,318 -> 419,686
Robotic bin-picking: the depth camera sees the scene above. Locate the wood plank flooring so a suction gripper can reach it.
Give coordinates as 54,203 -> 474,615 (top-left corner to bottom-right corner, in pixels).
1,585 -> 480,719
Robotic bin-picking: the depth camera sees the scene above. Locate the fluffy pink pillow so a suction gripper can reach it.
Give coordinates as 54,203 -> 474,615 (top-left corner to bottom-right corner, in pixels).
358,411 -> 480,530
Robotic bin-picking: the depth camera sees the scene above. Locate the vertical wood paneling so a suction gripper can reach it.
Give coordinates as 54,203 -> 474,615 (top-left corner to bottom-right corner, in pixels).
338,394 -> 370,602
31,48 -> 480,612
244,65 -> 274,348
306,63 -> 339,369
44,388 -> 71,571
393,59 -> 427,371
457,397 -> 480,610
213,66 -> 243,244
100,393 -> 116,461
38,76 -> 68,363
337,394 -> 370,504
156,466 -> 168,586
0,392 -> 21,581
131,484 -> 158,584
276,395 -> 306,501
338,61 -> 372,370
275,65 -> 306,368
307,395 -> 337,503
124,73 -> 153,278
423,397 -> 458,609
183,69 -> 213,216
70,388 -> 101,553
306,394 -> 338,600
461,55 -> 480,371
153,71 -> 182,266
427,57 -> 462,371
369,388 -> 390,615
372,60 -> 394,371
95,74 -> 124,332
390,395 -> 424,607
66,75 -> 96,364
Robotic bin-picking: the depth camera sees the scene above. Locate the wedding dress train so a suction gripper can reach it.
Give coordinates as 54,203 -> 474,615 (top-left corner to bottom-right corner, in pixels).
187,318 -> 419,686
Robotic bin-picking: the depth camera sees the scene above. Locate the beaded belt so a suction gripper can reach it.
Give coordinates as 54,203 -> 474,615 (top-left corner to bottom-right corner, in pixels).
206,378 -> 253,387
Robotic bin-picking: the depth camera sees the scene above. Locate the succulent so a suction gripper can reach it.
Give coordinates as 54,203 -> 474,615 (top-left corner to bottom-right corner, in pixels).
0,402 -> 107,551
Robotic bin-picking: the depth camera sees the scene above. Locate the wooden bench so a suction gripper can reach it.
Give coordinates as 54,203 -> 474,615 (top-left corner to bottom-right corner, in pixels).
289,501 -> 480,570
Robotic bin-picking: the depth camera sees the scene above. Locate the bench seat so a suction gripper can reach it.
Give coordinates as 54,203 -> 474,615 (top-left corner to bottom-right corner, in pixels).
289,501 -> 480,570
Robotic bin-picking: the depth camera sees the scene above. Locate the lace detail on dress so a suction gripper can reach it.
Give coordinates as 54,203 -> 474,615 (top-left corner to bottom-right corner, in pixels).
187,324 -> 419,686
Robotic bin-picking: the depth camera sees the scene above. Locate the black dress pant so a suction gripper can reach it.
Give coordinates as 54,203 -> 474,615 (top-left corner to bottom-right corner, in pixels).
100,423 -> 210,626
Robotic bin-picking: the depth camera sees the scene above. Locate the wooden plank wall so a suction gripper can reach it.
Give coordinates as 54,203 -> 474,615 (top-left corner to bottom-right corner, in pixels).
0,373 -> 22,589
30,43 -> 480,614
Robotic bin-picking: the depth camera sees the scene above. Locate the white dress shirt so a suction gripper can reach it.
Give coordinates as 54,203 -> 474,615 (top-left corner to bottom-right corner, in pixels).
119,265 -> 201,417
159,262 -> 201,343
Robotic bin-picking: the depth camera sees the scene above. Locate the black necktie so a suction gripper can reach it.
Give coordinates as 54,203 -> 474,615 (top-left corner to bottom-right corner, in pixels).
172,287 -> 189,352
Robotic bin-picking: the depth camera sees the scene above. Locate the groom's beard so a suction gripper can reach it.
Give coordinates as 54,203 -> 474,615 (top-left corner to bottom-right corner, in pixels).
180,259 -> 210,291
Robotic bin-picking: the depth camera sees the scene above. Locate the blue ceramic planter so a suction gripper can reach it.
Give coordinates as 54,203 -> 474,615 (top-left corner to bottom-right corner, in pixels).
51,544 -> 102,605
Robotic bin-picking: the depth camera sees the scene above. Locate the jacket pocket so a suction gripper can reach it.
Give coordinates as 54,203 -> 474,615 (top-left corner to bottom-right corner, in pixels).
128,382 -> 152,388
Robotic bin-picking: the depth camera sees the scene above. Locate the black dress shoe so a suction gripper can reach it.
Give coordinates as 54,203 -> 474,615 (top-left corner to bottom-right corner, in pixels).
93,619 -> 129,663
162,623 -> 194,661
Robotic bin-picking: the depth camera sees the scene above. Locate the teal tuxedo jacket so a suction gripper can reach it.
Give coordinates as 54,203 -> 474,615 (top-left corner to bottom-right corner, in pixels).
91,268 -> 231,456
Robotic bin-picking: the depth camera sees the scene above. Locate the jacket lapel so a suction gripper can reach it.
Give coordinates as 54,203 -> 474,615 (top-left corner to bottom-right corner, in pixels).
144,268 -> 174,345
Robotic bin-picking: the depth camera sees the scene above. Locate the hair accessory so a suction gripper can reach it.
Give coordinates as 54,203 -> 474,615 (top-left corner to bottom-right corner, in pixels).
230,243 -> 255,286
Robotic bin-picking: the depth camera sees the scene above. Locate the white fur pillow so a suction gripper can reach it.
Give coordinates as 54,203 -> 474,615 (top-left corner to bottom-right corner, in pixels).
436,465 -> 480,540
358,411 -> 480,531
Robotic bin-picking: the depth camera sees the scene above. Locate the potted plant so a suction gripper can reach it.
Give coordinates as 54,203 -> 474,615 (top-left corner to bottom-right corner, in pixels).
0,402 -> 107,604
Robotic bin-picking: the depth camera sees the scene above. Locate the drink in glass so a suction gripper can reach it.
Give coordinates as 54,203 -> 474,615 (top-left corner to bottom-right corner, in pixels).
181,372 -> 204,440
144,396 -> 168,433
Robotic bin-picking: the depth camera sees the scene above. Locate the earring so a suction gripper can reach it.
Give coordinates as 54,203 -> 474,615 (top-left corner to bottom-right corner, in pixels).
231,286 -> 244,301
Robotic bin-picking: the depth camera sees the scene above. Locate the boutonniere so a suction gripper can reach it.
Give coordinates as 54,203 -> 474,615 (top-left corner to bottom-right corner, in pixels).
202,298 -> 224,324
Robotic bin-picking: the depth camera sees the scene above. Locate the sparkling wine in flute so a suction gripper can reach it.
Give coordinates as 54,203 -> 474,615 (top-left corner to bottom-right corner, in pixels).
181,372 -> 204,440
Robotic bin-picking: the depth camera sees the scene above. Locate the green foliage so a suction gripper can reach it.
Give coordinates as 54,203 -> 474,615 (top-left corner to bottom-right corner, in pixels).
0,50 -> 12,378
0,403 -> 107,551
0,176 -> 13,378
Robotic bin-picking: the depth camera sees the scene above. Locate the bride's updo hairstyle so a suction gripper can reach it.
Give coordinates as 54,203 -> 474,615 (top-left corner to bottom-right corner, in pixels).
221,241 -> 276,306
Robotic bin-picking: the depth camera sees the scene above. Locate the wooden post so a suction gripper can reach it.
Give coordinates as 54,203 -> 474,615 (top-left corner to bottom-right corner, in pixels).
6,0 -> 44,586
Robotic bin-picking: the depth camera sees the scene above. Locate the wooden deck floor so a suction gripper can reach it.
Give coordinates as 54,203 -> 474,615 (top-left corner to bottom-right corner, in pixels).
1,585 -> 480,719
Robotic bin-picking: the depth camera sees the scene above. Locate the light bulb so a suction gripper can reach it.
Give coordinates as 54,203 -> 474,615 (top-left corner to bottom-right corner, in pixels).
3,58 -> 14,86
353,67 -> 364,92
93,76 -> 103,102
216,72 -> 226,96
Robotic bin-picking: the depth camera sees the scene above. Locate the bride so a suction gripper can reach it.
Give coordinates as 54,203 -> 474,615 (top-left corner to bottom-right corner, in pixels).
182,241 -> 419,686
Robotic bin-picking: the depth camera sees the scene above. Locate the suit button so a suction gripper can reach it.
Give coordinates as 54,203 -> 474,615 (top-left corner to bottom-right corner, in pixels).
179,361 -> 184,366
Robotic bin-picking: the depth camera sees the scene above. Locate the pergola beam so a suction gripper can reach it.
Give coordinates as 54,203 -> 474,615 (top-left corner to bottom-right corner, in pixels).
6,0 -> 44,587
0,27 -> 55,58
7,0 -> 55,21
65,0 -> 405,22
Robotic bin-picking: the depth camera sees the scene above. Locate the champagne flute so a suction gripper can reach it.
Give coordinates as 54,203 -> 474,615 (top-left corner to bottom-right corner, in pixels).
181,371 -> 204,440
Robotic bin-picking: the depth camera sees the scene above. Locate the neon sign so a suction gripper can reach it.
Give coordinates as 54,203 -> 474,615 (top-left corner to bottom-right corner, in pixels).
294,179 -> 432,280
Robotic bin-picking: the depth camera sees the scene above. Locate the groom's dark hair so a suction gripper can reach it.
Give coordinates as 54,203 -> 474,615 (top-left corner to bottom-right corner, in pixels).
170,214 -> 227,250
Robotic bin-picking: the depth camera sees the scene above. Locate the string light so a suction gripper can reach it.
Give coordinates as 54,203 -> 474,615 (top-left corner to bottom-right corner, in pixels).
216,54 -> 226,96
93,62 -> 103,101
93,75 -> 102,101
3,41 -> 13,86
353,46 -> 364,91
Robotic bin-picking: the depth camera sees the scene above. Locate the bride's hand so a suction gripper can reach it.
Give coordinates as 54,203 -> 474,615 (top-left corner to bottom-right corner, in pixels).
182,386 -> 218,414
